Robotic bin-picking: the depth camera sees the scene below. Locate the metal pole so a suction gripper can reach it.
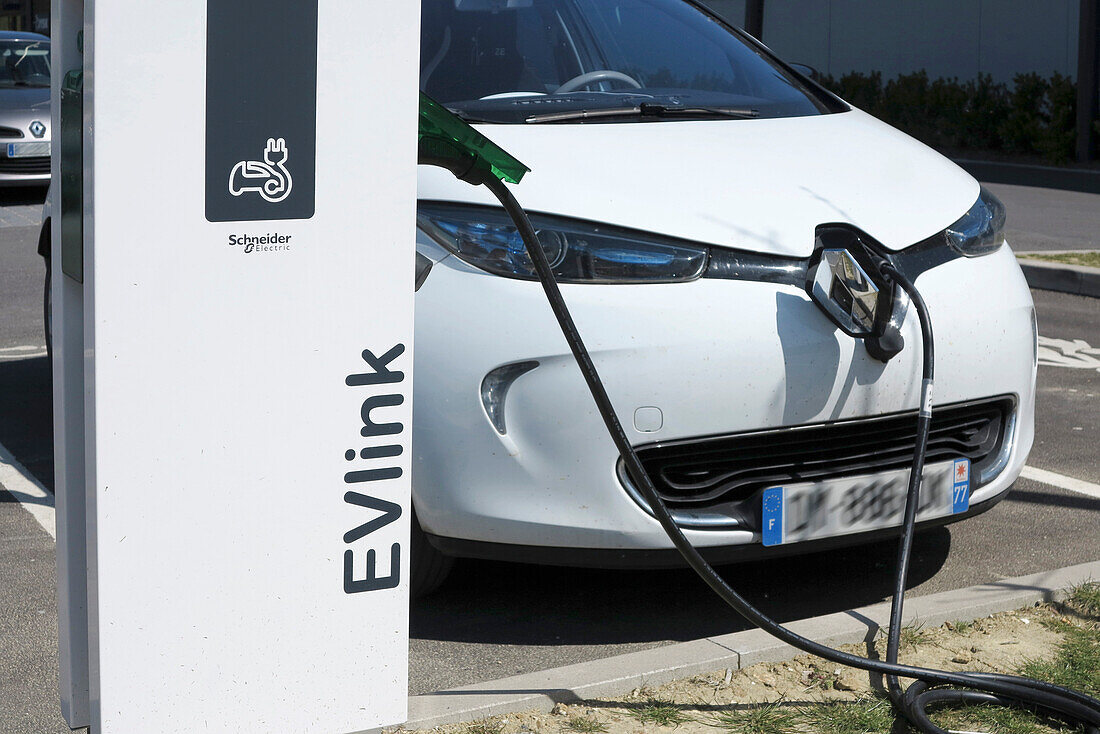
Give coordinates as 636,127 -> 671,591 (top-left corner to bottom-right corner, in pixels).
1077,0 -> 1099,162
745,0 -> 765,41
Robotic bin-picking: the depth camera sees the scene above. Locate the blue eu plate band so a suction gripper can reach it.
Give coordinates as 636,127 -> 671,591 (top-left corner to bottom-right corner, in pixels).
761,486 -> 784,547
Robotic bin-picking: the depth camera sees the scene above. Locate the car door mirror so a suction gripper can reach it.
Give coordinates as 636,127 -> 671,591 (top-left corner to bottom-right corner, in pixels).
789,63 -> 820,82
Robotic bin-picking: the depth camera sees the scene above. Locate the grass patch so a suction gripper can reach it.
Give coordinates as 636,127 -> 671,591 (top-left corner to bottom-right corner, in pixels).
627,700 -> 690,727
950,619 -> 975,635
936,597 -> 1100,732
931,703 -> 1058,734
465,718 -> 505,734
1020,628 -> 1100,696
563,716 -> 607,733
878,622 -> 930,651
1068,582 -> 1100,617
803,697 -> 895,734
709,701 -> 799,734
1018,251 -> 1100,269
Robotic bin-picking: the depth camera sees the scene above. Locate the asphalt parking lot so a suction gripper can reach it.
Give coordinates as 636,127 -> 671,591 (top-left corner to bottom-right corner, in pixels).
0,185 -> 1098,732
989,182 -> 1100,252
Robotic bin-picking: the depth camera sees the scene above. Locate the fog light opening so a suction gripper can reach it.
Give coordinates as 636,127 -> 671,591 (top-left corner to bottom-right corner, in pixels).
480,361 -> 540,435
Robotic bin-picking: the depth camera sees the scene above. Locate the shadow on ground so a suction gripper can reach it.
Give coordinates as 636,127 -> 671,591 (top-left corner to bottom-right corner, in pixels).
0,188 -> 47,207
410,528 -> 952,647
0,355 -> 52,490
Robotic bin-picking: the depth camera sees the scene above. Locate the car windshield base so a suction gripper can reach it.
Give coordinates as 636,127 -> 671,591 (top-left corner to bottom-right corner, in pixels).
420,0 -> 842,125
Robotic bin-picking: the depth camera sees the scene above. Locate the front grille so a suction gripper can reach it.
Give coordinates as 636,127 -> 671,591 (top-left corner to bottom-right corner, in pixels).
622,397 -> 1014,510
0,126 -> 24,139
0,156 -> 49,174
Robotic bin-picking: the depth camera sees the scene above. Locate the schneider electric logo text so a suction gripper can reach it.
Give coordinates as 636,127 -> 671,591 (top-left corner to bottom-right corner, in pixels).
228,233 -> 293,254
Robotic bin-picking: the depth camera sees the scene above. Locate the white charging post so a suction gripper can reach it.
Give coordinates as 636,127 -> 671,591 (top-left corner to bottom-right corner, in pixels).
51,1 -> 420,731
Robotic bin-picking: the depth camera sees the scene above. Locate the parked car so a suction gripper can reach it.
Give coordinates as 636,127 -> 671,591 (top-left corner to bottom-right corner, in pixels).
41,0 -> 1037,597
410,0 -> 1035,594
0,30 -> 50,187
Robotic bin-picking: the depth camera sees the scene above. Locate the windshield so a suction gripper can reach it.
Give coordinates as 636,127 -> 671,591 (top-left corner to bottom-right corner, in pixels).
420,0 -> 835,123
0,40 -> 50,89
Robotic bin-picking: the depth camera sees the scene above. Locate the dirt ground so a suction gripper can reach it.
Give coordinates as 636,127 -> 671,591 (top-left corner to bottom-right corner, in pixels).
399,599 -> 1095,734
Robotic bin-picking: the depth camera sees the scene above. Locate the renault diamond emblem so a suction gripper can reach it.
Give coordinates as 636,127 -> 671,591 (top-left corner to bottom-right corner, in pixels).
809,248 -> 881,336
824,249 -> 879,332
29,121 -> 46,138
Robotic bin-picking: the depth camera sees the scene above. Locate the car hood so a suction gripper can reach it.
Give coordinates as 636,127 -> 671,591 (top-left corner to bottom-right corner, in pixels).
417,108 -> 980,258
0,87 -> 50,133
0,86 -> 49,108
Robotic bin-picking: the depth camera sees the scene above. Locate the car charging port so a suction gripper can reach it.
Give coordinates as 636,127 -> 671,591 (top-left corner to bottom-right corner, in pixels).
807,226 -> 910,363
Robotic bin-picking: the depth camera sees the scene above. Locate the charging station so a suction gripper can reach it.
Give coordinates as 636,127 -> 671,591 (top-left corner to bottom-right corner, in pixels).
45,1 -> 1100,732
51,1 -> 421,731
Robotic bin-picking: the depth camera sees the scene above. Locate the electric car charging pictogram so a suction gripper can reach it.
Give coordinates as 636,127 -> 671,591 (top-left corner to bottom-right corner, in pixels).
229,137 -> 294,203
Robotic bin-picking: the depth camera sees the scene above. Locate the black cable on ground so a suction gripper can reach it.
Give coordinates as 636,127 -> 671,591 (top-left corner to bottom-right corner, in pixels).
483,175 -> 1100,734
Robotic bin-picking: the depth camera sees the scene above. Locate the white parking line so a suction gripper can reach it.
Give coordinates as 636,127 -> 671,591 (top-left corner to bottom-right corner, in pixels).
0,351 -> 47,361
0,344 -> 48,361
1022,465 -> 1100,500
0,438 -> 55,539
1038,336 -> 1100,372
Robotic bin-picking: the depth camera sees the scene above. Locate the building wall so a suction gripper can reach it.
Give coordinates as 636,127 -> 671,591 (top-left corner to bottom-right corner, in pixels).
0,0 -> 49,33
32,0 -> 48,33
702,0 -> 1081,83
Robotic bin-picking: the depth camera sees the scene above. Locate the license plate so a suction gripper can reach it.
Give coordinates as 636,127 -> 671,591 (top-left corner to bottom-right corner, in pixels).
761,458 -> 971,547
7,141 -> 50,158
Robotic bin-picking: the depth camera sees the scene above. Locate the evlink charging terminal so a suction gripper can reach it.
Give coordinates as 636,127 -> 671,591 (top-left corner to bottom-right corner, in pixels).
416,92 -> 1100,734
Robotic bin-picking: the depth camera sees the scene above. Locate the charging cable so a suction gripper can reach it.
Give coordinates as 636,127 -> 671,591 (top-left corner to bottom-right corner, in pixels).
479,175 -> 1100,734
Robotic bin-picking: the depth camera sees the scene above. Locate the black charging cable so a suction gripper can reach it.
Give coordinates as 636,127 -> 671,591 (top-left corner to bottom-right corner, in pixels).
481,175 -> 1100,734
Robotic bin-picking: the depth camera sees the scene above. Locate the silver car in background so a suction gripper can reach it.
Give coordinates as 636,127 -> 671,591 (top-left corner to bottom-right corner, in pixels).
0,31 -> 50,187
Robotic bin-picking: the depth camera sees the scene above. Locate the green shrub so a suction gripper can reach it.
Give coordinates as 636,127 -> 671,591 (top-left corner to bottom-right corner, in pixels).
832,70 -> 883,116
819,69 -> 1092,164
997,71 -> 1049,154
1040,72 -> 1077,163
959,73 -> 1012,150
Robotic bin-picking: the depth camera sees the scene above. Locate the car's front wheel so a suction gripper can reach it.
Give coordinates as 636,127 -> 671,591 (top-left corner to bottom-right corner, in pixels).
410,512 -> 454,598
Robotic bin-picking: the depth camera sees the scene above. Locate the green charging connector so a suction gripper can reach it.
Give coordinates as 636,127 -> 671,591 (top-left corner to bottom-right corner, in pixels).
418,92 -> 530,186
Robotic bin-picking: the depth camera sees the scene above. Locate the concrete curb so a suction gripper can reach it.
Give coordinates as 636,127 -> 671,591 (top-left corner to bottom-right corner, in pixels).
404,560 -> 1100,730
1017,253 -> 1100,298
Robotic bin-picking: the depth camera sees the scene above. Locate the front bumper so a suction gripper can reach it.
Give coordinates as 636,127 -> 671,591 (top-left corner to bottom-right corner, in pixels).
412,241 -> 1036,557
425,489 -> 1011,569
0,148 -> 50,186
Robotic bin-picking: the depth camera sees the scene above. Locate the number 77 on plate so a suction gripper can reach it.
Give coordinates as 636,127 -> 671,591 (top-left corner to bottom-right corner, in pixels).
952,459 -> 971,514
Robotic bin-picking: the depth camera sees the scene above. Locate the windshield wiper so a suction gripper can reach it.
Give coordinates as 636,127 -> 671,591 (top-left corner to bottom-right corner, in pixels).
526,103 -> 759,124
451,112 -> 508,124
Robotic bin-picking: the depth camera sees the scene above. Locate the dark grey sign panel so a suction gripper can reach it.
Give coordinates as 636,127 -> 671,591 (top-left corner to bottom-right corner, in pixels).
60,83 -> 83,282
206,0 -> 318,222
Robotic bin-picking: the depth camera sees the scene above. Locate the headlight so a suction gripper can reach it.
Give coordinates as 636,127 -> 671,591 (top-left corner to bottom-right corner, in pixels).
945,188 -> 1006,258
417,203 -> 709,283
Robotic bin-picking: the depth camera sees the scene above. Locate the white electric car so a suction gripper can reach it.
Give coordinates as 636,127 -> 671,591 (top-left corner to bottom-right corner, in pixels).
409,0 -> 1036,594
38,0 -> 1036,596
